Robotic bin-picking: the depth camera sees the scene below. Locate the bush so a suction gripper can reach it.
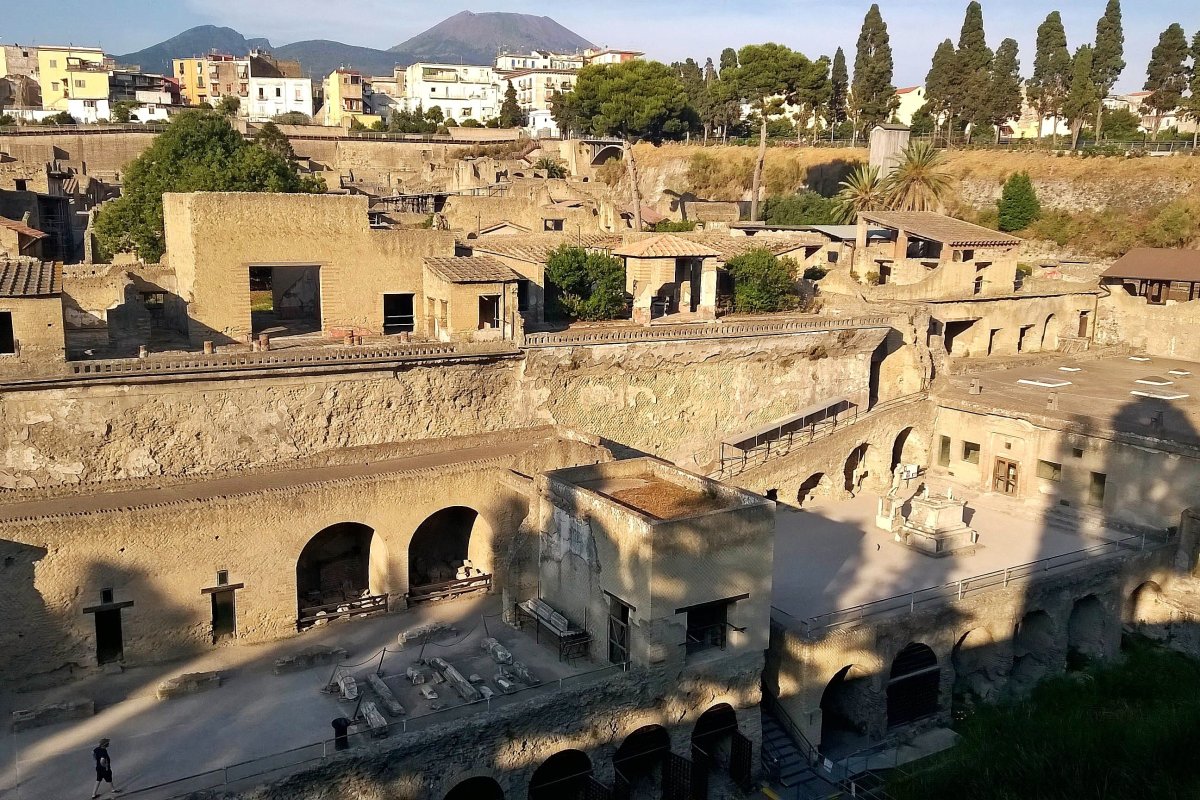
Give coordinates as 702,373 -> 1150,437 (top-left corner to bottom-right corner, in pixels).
652,220 -> 697,232
725,250 -> 800,313
534,157 -> 568,179
997,172 -> 1040,232
41,111 -> 76,126
545,245 -> 627,321
803,265 -> 829,281
460,118 -> 482,128
0,114 -> 16,127
763,191 -> 841,226
1145,200 -> 1200,248
272,111 -> 311,125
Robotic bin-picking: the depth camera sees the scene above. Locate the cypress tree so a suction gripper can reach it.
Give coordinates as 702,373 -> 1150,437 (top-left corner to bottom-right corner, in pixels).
1063,46 -> 1100,149
828,47 -> 849,142
1185,32 -> 1200,147
924,39 -> 957,145
997,171 -> 1040,232
986,38 -> 1023,144
1090,0 -> 1125,137
719,48 -> 739,77
851,4 -> 898,136
1143,23 -> 1189,133
1027,12 -> 1072,146
953,1 -> 994,139
498,81 -> 525,128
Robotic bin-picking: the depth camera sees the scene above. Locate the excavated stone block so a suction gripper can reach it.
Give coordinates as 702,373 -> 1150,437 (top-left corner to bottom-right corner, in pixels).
156,671 -> 222,700
272,646 -> 348,675
367,673 -> 405,716
11,698 -> 94,732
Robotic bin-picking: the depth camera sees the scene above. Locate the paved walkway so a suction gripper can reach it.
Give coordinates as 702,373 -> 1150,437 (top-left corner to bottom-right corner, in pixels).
0,596 -> 595,800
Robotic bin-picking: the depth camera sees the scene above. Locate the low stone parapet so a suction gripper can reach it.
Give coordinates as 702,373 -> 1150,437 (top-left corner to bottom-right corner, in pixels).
11,698 -> 94,732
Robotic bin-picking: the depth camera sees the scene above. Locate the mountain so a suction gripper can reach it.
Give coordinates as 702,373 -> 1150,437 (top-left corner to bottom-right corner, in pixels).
391,11 -> 594,65
117,25 -> 271,75
118,12 -> 595,82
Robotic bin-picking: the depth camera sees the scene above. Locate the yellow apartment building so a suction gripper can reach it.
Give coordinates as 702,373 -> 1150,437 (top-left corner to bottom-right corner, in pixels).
37,46 -> 107,111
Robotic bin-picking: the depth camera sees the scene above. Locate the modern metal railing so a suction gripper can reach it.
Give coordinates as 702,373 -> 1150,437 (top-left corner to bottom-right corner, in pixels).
523,315 -> 892,348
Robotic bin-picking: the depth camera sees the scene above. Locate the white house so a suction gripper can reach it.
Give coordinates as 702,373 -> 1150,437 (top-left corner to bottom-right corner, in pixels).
402,63 -> 500,123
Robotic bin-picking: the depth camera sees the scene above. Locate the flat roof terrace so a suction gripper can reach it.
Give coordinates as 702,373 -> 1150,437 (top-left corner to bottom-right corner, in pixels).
575,473 -> 734,520
771,487 -> 1137,630
937,355 -> 1200,450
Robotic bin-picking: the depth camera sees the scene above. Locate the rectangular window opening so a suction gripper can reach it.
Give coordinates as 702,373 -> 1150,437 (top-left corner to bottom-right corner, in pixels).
937,435 -> 951,467
962,441 -> 981,465
382,293 -> 415,334
1037,460 -> 1062,481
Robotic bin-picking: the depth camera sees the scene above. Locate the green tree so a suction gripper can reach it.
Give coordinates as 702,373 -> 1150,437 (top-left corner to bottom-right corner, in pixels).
763,191 -> 841,225
985,38 -> 1023,144
729,43 -> 830,221
835,163 -> 886,222
952,1 -> 994,139
425,105 -> 445,125
997,171 -> 1040,231
553,60 -> 698,231
0,114 -> 15,127
851,4 -> 899,135
544,245 -> 627,320
272,111 -> 311,125
93,111 -> 324,262
924,39 -> 957,144
42,111 -> 76,126
908,106 -> 937,136
534,157 -> 567,178
1091,0 -> 1125,138
827,47 -> 850,142
253,121 -> 297,161
215,95 -> 240,117
1027,12 -> 1072,146
110,101 -> 137,123
673,58 -> 707,133
884,141 -> 954,212
1099,106 -> 1141,139
1063,46 -> 1101,149
725,250 -> 800,313
1143,23 -> 1190,133
719,47 -> 739,77
498,81 -> 525,128
1185,32 -> 1200,147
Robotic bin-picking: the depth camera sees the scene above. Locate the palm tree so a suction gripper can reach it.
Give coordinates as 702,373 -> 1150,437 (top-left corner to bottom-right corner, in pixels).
835,164 -> 886,222
883,141 -> 954,213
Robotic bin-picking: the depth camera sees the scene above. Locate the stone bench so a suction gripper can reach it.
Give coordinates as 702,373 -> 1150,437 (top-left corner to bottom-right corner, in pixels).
272,645 -> 348,675
367,673 -> 405,717
11,698 -> 94,732
156,671 -> 222,700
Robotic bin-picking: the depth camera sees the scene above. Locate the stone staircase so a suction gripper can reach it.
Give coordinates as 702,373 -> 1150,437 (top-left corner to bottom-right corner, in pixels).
761,711 -> 841,798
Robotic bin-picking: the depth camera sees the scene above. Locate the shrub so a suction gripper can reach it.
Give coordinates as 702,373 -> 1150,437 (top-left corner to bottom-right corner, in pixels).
460,118 -> 482,128
725,250 -> 800,313
763,191 -> 841,226
866,271 -> 881,286
272,111 -> 311,125
1027,209 -> 1078,246
1145,200 -> 1200,248
545,245 -> 627,321
534,157 -> 568,179
997,172 -> 1040,232
803,265 -> 829,281
41,111 -> 76,126
0,114 -> 15,127
652,220 -> 697,232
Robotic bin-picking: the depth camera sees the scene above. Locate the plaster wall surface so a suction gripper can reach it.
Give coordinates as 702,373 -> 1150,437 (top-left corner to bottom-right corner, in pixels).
1097,290 -> 1200,361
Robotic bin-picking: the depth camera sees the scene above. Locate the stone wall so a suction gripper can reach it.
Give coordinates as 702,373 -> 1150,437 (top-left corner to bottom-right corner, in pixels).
0,130 -> 157,184
1096,289 -> 1200,361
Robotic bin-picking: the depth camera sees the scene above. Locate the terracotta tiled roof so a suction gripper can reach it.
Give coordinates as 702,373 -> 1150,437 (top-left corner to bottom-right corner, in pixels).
469,234 -> 622,263
622,204 -> 667,225
1102,248 -> 1200,282
424,255 -> 524,284
0,259 -> 60,296
681,232 -> 824,260
860,211 -> 1021,247
613,234 -> 721,259
0,217 -> 48,240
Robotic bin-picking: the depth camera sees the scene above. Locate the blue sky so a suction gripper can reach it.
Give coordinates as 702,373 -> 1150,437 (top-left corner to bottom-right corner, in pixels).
3,1 -> 1194,92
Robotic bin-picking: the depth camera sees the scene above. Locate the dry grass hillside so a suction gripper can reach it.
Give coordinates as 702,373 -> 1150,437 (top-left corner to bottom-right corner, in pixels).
616,142 -> 1200,258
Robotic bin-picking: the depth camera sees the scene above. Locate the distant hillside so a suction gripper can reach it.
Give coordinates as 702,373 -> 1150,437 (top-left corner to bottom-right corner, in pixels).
391,11 -> 594,65
117,25 -> 271,75
118,12 -> 595,82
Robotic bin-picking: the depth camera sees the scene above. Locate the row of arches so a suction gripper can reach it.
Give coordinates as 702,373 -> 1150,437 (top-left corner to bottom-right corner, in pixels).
443,705 -> 740,800
794,427 -> 923,507
818,586 -> 1162,751
295,506 -> 486,626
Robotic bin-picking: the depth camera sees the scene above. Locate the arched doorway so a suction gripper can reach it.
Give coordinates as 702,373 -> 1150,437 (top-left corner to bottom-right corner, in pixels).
1067,595 -> 1106,665
1127,581 -> 1171,635
844,444 -> 871,495
1011,609 -> 1056,691
692,704 -> 738,771
445,775 -> 503,800
529,749 -> 592,800
1041,314 -> 1058,351
820,664 -> 872,755
890,427 -> 923,473
951,628 -> 1005,717
797,473 -> 827,507
886,642 -> 941,728
296,522 -> 378,628
613,725 -> 671,797
409,506 -> 479,590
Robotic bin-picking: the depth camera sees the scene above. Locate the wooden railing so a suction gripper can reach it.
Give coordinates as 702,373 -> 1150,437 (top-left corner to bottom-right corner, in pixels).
405,573 -> 492,604
297,594 -> 387,628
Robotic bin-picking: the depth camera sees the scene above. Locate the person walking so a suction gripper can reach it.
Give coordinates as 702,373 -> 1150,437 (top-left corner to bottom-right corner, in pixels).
91,738 -> 119,798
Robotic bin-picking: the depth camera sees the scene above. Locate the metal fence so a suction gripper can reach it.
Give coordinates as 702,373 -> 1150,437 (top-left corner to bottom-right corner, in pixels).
114,661 -> 630,800
775,530 -> 1172,639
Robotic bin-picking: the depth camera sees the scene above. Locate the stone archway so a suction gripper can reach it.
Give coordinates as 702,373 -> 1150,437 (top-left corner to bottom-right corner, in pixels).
951,628 -> 1006,716
692,703 -> 738,771
296,522 -> 382,628
529,749 -> 593,800
890,427 -> 921,473
819,664 -> 872,755
1067,594 -> 1106,665
613,724 -> 671,798
797,472 -> 828,507
408,506 -> 480,591
886,642 -> 941,728
1127,581 -> 1172,637
1011,609 -> 1057,691
843,444 -> 871,495
445,775 -> 503,800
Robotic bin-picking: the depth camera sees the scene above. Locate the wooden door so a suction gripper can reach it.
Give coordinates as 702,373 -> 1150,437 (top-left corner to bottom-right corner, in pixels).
993,458 -> 1019,495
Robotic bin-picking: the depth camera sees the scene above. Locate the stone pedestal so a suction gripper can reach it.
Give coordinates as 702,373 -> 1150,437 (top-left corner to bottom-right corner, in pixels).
896,486 -> 978,557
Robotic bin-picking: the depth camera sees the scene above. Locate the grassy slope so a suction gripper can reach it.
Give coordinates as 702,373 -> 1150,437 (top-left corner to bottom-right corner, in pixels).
888,641 -> 1200,800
